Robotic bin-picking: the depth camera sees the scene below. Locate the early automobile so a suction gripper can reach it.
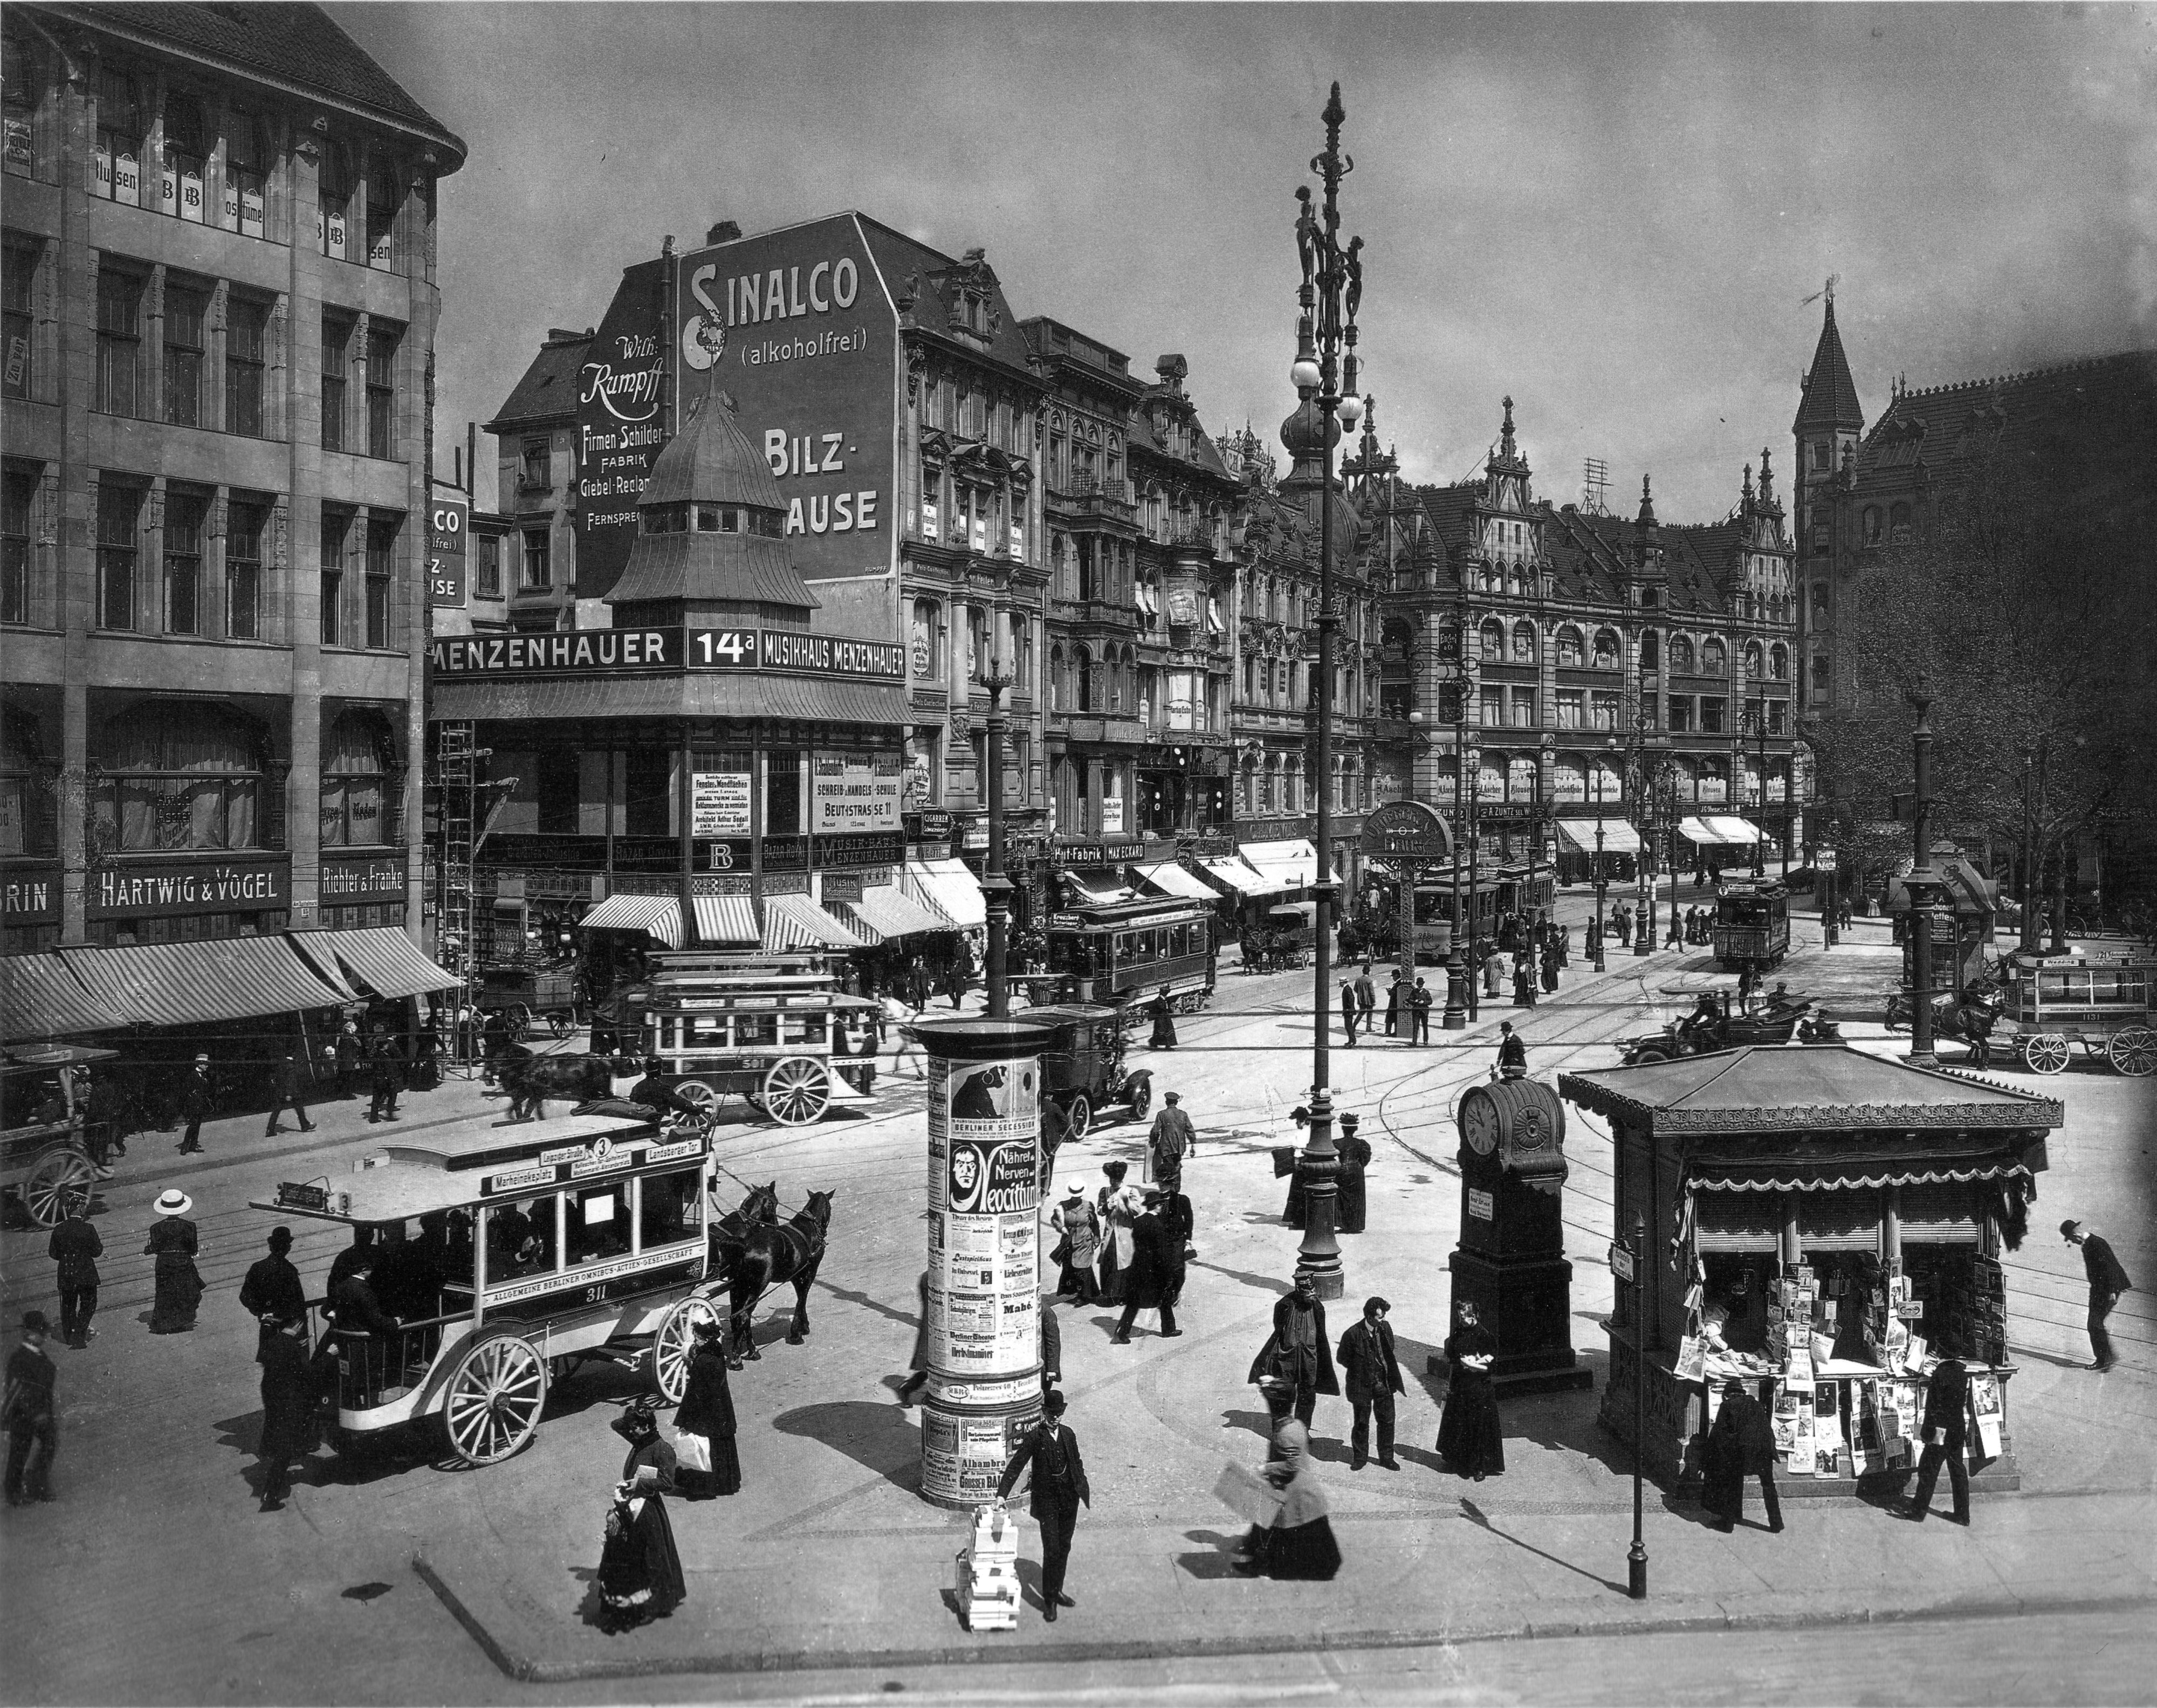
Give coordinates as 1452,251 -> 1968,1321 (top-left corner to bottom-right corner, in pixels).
1618,988 -> 1812,1065
1022,1003 -> 1156,1144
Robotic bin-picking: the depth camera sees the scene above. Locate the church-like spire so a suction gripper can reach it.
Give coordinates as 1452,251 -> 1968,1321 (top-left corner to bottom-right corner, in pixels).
1792,292 -> 1865,437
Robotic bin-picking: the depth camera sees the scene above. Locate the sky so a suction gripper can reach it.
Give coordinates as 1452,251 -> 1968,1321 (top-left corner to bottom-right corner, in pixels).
329,2 -> 2157,523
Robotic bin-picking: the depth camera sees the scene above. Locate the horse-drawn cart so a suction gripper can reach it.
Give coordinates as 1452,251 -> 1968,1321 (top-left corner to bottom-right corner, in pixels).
1,1044 -> 117,1227
474,964 -> 583,1042
1991,952 -> 2155,1077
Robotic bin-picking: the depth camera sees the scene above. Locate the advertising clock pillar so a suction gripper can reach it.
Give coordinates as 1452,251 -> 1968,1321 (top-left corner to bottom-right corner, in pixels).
1442,1077 -> 1594,1395
915,1015 -> 1056,1508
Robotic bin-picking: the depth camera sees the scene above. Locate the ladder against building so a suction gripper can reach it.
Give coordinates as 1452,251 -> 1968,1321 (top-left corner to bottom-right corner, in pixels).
435,721 -> 480,1062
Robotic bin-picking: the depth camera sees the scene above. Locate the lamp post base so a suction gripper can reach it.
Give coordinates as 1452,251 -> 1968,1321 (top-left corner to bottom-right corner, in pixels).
1627,1542 -> 1648,1600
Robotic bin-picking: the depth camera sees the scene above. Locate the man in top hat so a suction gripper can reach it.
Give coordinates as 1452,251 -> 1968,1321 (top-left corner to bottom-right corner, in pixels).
177,1054 -> 213,1154
1336,1296 -> 1404,1470
1495,1021 -> 1528,1080
2062,1219 -> 2132,1372
3,1312 -> 58,1504
241,1228 -> 309,1360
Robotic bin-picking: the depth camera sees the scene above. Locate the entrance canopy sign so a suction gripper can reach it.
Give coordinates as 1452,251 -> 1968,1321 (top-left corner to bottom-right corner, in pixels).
1360,799 -> 1453,865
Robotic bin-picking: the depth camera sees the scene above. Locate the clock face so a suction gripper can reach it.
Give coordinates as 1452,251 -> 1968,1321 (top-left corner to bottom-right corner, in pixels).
1462,1092 -> 1501,1155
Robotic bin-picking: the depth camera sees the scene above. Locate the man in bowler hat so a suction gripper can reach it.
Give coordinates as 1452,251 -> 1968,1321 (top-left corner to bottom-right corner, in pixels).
1336,1296 -> 1404,1470
996,1390 -> 1090,1622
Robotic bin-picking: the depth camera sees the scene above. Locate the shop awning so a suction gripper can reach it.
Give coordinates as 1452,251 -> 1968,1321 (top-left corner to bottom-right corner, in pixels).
0,955 -> 130,1043
692,896 -> 759,946
580,894 -> 684,948
906,857 -> 986,929
1679,815 -> 1762,846
57,938 -> 353,1029
1199,854 -> 1287,899
1131,860 -> 1217,903
1241,839 -> 1319,888
1555,818 -> 1644,855
1063,872 -> 1134,906
1689,1158 -> 2034,1192
836,884 -> 952,943
290,927 -> 458,1000
764,892 -> 867,951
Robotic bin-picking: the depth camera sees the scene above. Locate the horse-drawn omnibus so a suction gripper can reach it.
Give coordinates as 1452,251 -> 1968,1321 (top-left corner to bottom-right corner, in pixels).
1993,952 -> 2155,1077
1041,894 -> 1217,1017
1,1044 -> 115,1227
622,951 -> 881,1126
1712,877 -> 1791,973
250,1108 -> 726,1465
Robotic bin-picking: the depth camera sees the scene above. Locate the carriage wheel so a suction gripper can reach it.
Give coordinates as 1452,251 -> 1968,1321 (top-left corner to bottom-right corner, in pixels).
1062,1094 -> 1092,1142
674,1079 -> 722,1119
2107,1026 -> 2157,1078
762,1057 -> 830,1127
507,1003 -> 534,1043
442,1332 -> 548,1465
650,1297 -> 722,1403
1125,1080 -> 1152,1122
546,1010 -> 574,1039
22,1149 -> 95,1228
2020,1034 -> 2072,1076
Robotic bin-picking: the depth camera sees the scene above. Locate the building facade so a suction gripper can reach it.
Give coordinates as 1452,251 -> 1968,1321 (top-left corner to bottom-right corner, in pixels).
2,2 -> 462,956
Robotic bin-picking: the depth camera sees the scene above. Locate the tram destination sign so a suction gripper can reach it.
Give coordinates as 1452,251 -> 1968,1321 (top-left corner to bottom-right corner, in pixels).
429,626 -> 905,682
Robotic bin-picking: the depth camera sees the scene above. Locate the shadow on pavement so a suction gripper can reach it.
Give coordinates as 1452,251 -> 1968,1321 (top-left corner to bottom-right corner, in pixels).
1190,1255 -> 1292,1296
770,1398 -> 922,1492
1459,1496 -> 1628,1594
1176,1529 -> 1245,1579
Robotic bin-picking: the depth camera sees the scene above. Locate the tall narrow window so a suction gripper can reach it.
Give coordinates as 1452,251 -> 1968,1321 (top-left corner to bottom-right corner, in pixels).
365,324 -> 399,457
320,712 -> 390,847
226,498 -> 263,640
366,162 -> 397,270
225,294 -> 266,437
224,109 -> 267,236
1,467 -> 31,625
163,490 -> 205,633
95,67 -> 142,204
1,237 -> 31,400
95,267 -> 142,416
159,92 -> 207,222
475,533 -> 500,597
520,528 -> 549,589
96,482 -> 139,630
2,26 -> 36,178
162,279 -> 205,426
318,141 -> 350,258
320,315 -> 349,450
320,507 -> 348,645
366,517 -> 395,649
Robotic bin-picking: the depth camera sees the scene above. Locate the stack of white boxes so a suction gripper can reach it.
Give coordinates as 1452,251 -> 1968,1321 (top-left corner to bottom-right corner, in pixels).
957,1501 -> 1021,1631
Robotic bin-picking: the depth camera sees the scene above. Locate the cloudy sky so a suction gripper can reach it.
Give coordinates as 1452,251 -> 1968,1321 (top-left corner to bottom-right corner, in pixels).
332,2 -> 2155,522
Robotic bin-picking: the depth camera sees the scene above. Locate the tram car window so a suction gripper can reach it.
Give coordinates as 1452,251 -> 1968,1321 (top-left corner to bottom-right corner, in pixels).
639,1165 -> 704,1248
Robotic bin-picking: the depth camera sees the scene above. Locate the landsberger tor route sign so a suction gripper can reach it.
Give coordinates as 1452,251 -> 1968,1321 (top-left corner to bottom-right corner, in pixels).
1359,798 -> 1453,865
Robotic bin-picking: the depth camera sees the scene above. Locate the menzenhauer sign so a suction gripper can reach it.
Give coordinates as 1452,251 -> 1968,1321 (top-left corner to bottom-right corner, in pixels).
428,626 -> 904,681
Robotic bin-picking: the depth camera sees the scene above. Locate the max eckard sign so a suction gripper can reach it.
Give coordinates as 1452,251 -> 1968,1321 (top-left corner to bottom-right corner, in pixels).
428,626 -> 904,681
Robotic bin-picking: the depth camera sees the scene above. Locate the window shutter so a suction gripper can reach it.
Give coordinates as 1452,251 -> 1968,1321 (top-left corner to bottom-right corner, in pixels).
1897,1183 -> 1980,1246
1694,1190 -> 1780,1253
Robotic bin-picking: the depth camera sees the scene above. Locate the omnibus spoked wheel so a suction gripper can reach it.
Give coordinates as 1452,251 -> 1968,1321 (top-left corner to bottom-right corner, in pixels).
22,1149 -> 96,1228
2107,1025 -> 2156,1078
442,1332 -> 548,1465
673,1079 -> 722,1120
651,1297 -> 722,1403
2019,1034 -> 2072,1076
761,1058 -> 830,1126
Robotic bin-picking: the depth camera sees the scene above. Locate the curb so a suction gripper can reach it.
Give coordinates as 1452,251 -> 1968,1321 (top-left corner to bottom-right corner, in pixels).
410,1554 -> 2154,1684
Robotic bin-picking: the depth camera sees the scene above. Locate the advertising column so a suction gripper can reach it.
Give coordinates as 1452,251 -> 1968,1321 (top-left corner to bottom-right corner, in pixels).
914,1015 -> 1055,1508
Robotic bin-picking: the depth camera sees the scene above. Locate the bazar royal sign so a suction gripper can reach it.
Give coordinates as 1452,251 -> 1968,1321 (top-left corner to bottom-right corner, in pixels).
428,626 -> 904,682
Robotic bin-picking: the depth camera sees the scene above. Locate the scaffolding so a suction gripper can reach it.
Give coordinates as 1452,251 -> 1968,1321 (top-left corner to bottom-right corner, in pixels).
435,720 -> 482,1064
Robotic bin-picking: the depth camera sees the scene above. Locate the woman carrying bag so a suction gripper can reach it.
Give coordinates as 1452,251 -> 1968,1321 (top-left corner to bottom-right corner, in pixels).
672,1318 -> 740,1498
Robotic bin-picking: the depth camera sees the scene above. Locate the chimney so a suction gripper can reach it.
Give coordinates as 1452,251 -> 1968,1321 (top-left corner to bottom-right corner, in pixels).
707,220 -> 741,245
1155,354 -> 1189,394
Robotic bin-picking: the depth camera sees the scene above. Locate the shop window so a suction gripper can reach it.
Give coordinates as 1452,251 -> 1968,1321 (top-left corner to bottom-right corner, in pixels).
3,237 -> 34,401
1701,637 -> 1726,674
95,67 -> 143,205
366,323 -> 400,457
320,314 -> 351,450
93,703 -> 265,851
1670,633 -> 1694,673
910,596 -> 943,682
320,711 -> 393,847
226,499 -> 265,640
321,506 -> 349,646
1512,621 -> 1535,663
225,294 -> 267,437
1480,617 -> 1503,660
2,466 -> 32,625
1592,628 -> 1619,669
95,266 -> 143,417
224,109 -> 269,237
163,489 -> 207,635
163,277 -> 207,426
96,481 -> 140,630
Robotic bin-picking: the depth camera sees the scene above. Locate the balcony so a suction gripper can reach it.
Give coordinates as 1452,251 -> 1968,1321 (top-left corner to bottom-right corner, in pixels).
1050,473 -> 1136,520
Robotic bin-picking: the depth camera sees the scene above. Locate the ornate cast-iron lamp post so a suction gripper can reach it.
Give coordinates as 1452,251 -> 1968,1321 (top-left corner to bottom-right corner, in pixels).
1284,81 -> 1366,1300
981,576 -> 1016,1018
1593,736 -> 1616,972
1905,673 -> 1940,1065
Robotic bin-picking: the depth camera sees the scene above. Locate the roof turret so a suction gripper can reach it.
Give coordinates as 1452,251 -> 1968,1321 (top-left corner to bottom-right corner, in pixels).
1793,292 -> 1865,437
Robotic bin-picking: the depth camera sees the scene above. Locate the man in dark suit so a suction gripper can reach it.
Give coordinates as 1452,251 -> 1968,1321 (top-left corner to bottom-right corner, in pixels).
1248,1272 -> 1338,1431
1900,1349 -> 1971,1524
996,1390 -> 1091,1623
2062,1219 -> 2132,1372
1702,1378 -> 1782,1533
1495,1022 -> 1528,1080
239,1227 -> 308,1359
264,1052 -> 315,1137
1336,1296 -> 1404,1470
177,1054 -> 213,1154
1112,1187 -> 1182,1343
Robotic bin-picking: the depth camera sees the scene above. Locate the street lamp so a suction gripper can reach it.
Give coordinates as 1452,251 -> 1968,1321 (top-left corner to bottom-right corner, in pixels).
1905,674 -> 1940,1065
1537,729 -> 1555,896
981,577 -> 1016,1018
1628,1212 -> 1649,1600
1287,81 -> 1366,1301
2019,739 -> 2041,954
1593,736 -> 1615,972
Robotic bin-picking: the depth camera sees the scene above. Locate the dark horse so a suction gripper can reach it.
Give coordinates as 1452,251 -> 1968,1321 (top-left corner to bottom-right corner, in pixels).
725,1189 -> 836,1362
708,1181 -> 778,1276
1886,978 -> 2005,1067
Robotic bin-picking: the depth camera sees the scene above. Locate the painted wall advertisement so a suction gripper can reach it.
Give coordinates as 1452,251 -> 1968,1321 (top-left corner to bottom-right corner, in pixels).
922,1051 -> 1043,1504
675,214 -> 897,584
575,257 -> 671,601
690,770 -> 752,837
427,494 -> 468,608
811,753 -> 902,834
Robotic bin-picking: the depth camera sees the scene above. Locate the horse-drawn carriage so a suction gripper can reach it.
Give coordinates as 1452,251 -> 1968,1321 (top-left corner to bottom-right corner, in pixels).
1619,988 -> 1814,1065
246,1108 -> 832,1466
1022,1003 -> 1155,1146
1,1044 -> 116,1227
1241,904 -> 1315,974
1990,952 -> 2155,1077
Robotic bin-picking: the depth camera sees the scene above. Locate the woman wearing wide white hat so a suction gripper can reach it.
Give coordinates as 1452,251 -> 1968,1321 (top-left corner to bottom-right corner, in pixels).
143,1189 -> 203,1333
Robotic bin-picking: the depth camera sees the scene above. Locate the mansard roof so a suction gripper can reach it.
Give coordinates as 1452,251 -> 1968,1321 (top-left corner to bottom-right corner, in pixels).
1793,298 -> 1865,436
485,329 -> 589,434
858,218 -> 1041,383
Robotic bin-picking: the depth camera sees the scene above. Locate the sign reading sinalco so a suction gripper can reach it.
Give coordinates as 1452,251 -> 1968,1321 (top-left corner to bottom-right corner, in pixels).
675,215 -> 897,585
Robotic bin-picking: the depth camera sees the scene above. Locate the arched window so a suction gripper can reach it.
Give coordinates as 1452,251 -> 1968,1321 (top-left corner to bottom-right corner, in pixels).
1592,628 -> 1620,669
1555,625 -> 1583,666
93,703 -> 265,852
1074,645 -> 1094,713
1742,639 -> 1763,681
1862,505 -> 1882,546
1667,754 -> 1698,802
1512,621 -> 1535,663
1048,644 -> 1066,712
1696,756 -> 1728,804
910,597 -> 944,683
1475,753 -> 1505,802
1701,637 -> 1727,675
1889,501 -> 1913,545
1480,618 -> 1504,659
1507,753 -> 1538,802
1258,755 -> 1276,814
1669,633 -> 1695,673
1587,754 -> 1622,804
320,710 -> 394,848
1769,643 -> 1789,680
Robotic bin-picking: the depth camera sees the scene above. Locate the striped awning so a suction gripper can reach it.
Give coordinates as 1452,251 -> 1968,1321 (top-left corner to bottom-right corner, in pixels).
290,927 -> 458,999
906,857 -> 986,929
691,895 -> 759,945
1555,818 -> 1644,855
0,955 -> 130,1043
1131,860 -> 1217,902
1200,854 -> 1288,899
57,938 -> 352,1029
580,894 -> 685,947
837,884 -> 953,943
764,893 -> 867,951
1680,815 -> 1763,846
1241,839 -> 1319,887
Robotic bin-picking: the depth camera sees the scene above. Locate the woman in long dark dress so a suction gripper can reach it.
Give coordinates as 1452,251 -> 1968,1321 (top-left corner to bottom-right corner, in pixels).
1436,1301 -> 1506,1480
1146,986 -> 1179,1051
673,1319 -> 740,1498
1232,1418 -> 1342,1580
145,1190 -> 204,1333
597,1402 -> 686,1629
